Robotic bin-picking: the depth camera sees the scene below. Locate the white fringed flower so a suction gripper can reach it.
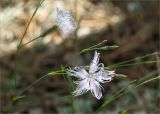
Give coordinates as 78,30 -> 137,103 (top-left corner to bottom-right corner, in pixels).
55,7 -> 77,38
67,51 -> 115,99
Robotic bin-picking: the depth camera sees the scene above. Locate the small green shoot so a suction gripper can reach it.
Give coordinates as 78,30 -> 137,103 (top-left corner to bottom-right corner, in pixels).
12,95 -> 26,103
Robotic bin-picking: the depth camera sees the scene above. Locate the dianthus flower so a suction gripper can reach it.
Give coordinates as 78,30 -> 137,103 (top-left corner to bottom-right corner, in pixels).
67,51 -> 115,99
55,7 -> 77,37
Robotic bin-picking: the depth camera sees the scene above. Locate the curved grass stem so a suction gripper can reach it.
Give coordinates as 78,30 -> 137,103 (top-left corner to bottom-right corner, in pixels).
14,0 -> 45,94
20,74 -> 48,95
96,75 -> 160,112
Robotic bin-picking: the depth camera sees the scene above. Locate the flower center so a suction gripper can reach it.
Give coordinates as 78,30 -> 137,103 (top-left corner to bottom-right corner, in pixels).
86,73 -> 95,80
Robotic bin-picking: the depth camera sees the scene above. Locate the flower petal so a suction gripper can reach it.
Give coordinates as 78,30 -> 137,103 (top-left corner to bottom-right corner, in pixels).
73,79 -> 90,96
94,70 -> 115,83
90,80 -> 102,99
89,51 -> 100,73
55,7 -> 77,37
67,67 -> 88,79
59,21 -> 76,37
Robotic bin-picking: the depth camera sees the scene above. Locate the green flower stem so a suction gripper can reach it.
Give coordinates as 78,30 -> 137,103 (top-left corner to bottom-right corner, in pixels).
19,25 -> 58,49
14,0 -> 45,95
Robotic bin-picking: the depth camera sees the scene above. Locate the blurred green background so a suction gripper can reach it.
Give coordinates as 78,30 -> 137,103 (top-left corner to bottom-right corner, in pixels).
0,0 -> 159,114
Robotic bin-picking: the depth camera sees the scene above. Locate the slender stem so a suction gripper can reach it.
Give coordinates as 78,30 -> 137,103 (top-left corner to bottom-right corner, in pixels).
61,65 -> 75,114
20,36 -> 42,49
108,52 -> 160,68
86,40 -> 107,50
134,76 -> 160,88
78,40 -> 108,55
17,0 -> 45,49
19,25 -> 58,49
96,80 -> 136,112
155,55 -> 160,113
108,60 -> 158,69
14,0 -> 45,94
20,74 -> 48,95
96,75 -> 160,112
17,69 -> 65,99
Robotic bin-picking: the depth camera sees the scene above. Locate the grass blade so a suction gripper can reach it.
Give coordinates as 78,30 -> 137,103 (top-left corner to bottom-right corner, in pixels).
20,25 -> 58,49
108,52 -> 160,69
96,75 -> 160,112
109,60 -> 158,69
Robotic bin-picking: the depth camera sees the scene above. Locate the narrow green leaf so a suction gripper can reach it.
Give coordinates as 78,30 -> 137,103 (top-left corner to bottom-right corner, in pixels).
79,45 -> 118,54
100,45 -> 119,50
96,80 -> 136,112
134,75 -> 160,88
79,40 -> 115,54
108,52 -> 160,68
20,25 -> 58,49
40,25 -> 58,37
12,95 -> 26,102
109,60 -> 158,69
96,75 -> 160,112
115,74 -> 128,78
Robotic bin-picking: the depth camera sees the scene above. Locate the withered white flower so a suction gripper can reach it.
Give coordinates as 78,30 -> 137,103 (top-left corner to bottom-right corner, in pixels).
55,7 -> 77,37
67,51 -> 115,99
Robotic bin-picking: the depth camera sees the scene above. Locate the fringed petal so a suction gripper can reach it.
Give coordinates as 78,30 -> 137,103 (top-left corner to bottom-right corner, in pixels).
89,51 -> 100,73
90,80 -> 102,99
67,67 -> 88,79
73,79 -> 90,96
94,70 -> 115,83
55,7 -> 77,37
